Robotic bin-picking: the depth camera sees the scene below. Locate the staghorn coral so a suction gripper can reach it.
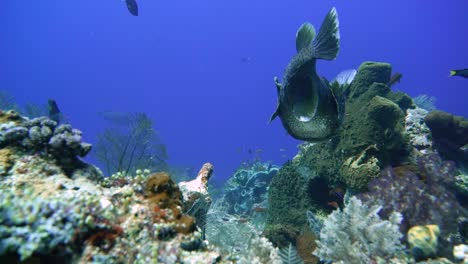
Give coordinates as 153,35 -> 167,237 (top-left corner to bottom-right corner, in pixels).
313,197 -> 404,264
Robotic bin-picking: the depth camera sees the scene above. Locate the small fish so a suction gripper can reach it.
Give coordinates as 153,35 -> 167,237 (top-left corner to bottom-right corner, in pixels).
279,148 -> 287,152
449,69 -> 468,78
48,99 -> 61,123
125,0 -> 138,16
252,206 -> 268,213
329,187 -> 345,200
387,72 -> 402,87
270,7 -> 356,141
327,201 -> 340,209
237,217 -> 249,224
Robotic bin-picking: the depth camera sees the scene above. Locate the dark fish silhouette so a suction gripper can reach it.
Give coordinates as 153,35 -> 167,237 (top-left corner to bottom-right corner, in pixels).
449,69 -> 468,78
387,72 -> 402,87
47,99 -> 61,123
270,7 -> 356,142
125,0 -> 138,16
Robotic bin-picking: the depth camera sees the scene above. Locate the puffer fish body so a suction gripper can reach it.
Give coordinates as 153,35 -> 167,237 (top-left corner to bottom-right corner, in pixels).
270,7 -> 355,142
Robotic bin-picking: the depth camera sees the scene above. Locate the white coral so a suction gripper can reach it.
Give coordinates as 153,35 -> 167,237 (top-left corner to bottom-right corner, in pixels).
314,197 -> 404,264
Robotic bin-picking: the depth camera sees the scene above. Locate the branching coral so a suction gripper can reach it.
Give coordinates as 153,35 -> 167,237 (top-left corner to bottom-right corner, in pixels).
93,112 -> 168,176
313,197 -> 404,264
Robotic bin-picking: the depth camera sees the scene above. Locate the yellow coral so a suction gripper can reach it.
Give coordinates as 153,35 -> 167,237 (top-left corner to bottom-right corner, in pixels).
0,148 -> 14,175
407,225 -> 440,260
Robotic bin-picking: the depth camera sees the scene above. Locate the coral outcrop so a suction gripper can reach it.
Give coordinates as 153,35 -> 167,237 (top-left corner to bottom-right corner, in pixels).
220,162 -> 278,221
0,110 -> 94,177
358,153 -> 467,259
425,110 -> 468,163
0,111 -> 258,263
267,61 -> 412,242
179,163 -> 214,232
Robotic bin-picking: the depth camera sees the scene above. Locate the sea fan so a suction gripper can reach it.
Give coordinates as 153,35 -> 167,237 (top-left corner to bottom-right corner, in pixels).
93,112 -> 168,176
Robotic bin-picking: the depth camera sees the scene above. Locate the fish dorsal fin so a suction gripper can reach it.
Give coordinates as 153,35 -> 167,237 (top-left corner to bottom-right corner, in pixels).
296,23 -> 316,52
311,7 -> 340,60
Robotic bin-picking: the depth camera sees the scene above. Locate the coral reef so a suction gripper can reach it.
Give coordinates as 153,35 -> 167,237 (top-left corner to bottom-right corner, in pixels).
358,153 -> 467,259
237,236 -> 281,264
407,225 -> 440,261
278,244 -> 304,264
313,197 -> 404,264
93,112 -> 168,176
179,163 -> 214,232
1,111 -> 286,263
405,108 -> 433,155
205,200 -> 262,256
0,111 -> 94,176
267,61 -> 413,244
424,110 -> 468,162
453,244 -> 468,263
219,161 -> 278,229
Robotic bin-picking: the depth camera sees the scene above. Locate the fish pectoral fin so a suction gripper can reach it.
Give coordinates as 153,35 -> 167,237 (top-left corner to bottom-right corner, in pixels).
296,23 -> 316,52
269,107 -> 280,123
274,76 -> 282,91
332,69 -> 357,86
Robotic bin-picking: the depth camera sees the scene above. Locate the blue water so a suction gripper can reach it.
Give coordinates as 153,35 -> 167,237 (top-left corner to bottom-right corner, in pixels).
1,0 -> 467,183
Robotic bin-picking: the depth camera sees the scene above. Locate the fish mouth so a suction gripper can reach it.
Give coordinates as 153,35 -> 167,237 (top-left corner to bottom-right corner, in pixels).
291,82 -> 317,122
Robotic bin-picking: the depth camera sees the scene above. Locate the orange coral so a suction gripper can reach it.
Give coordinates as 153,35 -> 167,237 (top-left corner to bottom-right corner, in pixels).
144,172 -> 196,234
296,229 -> 318,264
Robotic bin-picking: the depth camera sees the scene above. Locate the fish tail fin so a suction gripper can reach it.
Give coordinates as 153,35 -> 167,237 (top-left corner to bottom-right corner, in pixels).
449,70 -> 457,77
311,7 -> 340,60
